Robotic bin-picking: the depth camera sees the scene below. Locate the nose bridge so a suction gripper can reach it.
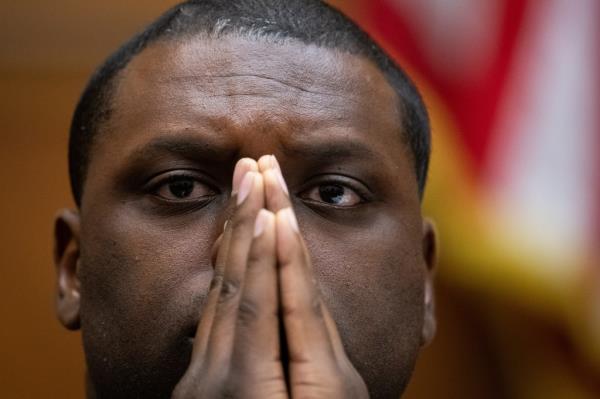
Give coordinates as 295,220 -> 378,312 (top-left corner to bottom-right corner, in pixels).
231,113 -> 292,161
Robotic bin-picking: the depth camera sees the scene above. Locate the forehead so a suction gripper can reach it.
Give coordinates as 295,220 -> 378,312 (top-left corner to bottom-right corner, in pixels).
109,36 -> 402,135
114,35 -> 400,116
92,35 -> 415,197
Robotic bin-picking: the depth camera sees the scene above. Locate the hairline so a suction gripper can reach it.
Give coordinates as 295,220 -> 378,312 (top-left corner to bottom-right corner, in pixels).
70,11 -> 429,206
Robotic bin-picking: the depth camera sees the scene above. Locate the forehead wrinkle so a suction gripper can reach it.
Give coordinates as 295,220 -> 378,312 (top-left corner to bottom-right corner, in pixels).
157,73 -> 355,116
116,37 -> 401,132
144,37 -> 381,102
165,72 -> 347,100
135,72 -> 355,124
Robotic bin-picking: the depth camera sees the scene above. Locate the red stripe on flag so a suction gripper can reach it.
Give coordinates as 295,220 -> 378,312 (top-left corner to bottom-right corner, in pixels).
362,0 -> 530,179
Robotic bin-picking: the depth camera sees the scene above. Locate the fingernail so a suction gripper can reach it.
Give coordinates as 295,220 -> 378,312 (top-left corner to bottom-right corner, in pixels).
285,207 -> 299,233
276,170 -> 289,195
232,158 -> 256,195
254,209 -> 271,237
270,156 -> 289,195
223,220 -> 228,232
237,172 -> 255,205
269,154 -> 278,170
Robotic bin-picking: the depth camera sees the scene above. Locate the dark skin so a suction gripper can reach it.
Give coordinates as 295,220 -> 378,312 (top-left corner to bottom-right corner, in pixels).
54,36 -> 437,398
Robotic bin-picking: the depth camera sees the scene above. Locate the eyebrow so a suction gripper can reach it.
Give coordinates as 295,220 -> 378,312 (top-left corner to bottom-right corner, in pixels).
279,138 -> 378,163
127,134 -> 235,165
126,132 -> 379,168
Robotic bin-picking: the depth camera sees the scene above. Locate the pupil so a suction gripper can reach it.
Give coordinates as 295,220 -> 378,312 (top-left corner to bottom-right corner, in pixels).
169,180 -> 194,198
319,184 -> 344,204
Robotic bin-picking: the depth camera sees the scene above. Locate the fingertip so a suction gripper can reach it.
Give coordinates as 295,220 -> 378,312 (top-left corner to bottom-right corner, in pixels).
263,168 -> 279,194
232,158 -> 258,195
257,154 -> 275,172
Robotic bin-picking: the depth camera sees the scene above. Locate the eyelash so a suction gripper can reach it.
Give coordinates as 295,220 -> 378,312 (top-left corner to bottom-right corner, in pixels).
297,175 -> 372,209
145,171 -> 372,210
146,171 -> 219,204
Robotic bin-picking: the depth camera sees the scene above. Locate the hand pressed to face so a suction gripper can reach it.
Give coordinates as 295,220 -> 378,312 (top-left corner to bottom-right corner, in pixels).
173,156 -> 368,398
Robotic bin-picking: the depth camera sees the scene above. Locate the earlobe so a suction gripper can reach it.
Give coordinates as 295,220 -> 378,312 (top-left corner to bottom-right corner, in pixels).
420,218 -> 437,346
54,209 -> 82,330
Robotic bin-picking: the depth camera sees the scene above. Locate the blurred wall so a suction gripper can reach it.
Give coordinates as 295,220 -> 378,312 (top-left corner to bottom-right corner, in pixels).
0,2 -> 180,397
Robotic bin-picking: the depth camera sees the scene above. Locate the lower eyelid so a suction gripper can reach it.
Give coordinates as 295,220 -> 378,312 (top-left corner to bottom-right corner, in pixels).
146,196 -> 217,217
149,177 -> 218,202
156,183 -> 204,199
299,185 -> 364,207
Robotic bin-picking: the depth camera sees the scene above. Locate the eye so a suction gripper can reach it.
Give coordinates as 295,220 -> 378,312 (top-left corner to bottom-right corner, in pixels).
300,182 -> 363,207
151,173 -> 216,201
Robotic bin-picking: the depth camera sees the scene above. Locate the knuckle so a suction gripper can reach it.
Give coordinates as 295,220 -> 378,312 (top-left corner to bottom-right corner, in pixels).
218,388 -> 235,399
209,274 -> 224,292
217,374 -> 243,399
282,295 -> 323,320
310,295 -> 323,318
281,301 -> 297,318
229,208 -> 254,230
219,278 -> 241,303
246,248 -> 265,266
236,298 -> 260,326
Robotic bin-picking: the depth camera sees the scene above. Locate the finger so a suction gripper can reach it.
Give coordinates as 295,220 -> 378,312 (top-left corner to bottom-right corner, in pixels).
212,156 -> 258,276
190,214 -> 234,363
258,155 -> 291,213
231,209 -> 282,375
320,302 -> 347,363
213,157 -> 258,276
209,219 -> 230,269
205,171 -> 265,366
257,153 -> 277,175
190,158 -> 258,364
232,157 -> 259,196
321,303 -> 370,398
276,207 -> 336,366
210,232 -> 224,268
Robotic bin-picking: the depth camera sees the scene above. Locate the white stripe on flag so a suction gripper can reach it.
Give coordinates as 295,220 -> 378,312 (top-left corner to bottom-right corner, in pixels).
485,0 -> 598,269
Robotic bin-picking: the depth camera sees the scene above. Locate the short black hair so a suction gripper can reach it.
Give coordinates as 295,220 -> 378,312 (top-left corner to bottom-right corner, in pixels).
69,0 -> 430,206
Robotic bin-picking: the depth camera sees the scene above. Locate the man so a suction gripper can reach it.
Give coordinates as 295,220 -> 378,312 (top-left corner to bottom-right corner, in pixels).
53,0 -> 437,397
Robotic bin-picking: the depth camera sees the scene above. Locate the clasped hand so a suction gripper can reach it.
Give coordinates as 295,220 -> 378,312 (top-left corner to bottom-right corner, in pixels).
172,155 -> 369,399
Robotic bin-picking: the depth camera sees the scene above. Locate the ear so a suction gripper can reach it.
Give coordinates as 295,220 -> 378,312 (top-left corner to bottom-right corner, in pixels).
420,218 -> 438,346
53,209 -> 82,330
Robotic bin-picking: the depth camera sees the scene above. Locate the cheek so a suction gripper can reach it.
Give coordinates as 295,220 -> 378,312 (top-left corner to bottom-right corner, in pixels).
308,232 -> 425,344
302,215 -> 425,391
77,207 -> 216,391
79,210 -> 214,322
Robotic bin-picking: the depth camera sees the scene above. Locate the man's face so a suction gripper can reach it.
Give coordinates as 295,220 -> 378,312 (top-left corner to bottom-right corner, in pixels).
60,36 -> 434,397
